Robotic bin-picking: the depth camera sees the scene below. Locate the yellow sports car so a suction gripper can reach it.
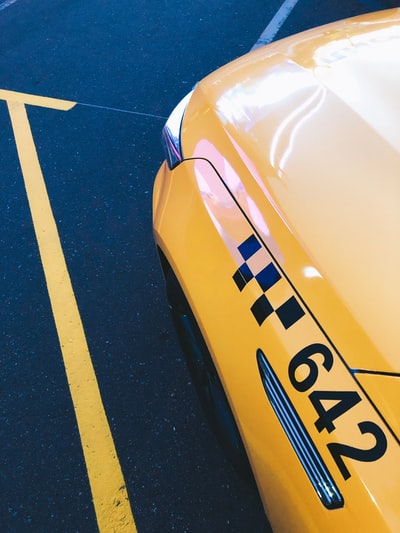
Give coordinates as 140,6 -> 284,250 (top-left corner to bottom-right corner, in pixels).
153,9 -> 400,531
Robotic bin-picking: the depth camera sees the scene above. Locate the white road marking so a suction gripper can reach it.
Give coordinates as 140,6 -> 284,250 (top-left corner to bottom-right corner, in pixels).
0,0 -> 18,11
252,0 -> 301,50
78,101 -> 167,120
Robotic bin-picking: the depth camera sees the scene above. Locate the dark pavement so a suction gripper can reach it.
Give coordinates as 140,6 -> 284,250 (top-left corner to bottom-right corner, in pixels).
0,0 -> 396,531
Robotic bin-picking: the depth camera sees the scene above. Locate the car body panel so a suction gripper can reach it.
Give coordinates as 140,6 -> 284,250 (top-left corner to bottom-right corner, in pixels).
356,373 -> 400,439
180,9 -> 400,373
153,9 -> 400,532
154,157 -> 400,531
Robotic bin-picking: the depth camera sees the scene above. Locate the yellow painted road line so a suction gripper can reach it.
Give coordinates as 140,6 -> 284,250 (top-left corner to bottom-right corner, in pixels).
0,89 -> 76,110
6,96 -> 137,533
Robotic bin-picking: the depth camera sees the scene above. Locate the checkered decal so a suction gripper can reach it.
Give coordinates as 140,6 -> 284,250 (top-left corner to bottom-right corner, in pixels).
233,235 -> 305,329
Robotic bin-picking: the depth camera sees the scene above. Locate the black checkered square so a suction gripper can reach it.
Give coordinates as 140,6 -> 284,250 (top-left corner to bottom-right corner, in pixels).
251,294 -> 274,325
233,262 -> 254,291
233,235 -> 305,331
275,296 -> 305,329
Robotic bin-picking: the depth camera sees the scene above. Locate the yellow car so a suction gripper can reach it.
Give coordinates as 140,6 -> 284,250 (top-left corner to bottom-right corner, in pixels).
153,9 -> 400,531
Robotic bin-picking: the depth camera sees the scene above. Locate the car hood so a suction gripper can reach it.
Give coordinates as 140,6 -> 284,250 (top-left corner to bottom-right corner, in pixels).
181,9 -> 400,373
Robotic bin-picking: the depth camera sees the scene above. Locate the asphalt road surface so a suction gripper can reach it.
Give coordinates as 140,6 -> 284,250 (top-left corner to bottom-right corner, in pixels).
0,1 -> 397,532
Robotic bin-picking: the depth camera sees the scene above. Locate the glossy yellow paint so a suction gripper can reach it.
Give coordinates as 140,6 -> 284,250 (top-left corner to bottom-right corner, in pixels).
5,91 -> 136,533
180,9 -> 400,373
153,10 -> 400,532
356,373 -> 400,439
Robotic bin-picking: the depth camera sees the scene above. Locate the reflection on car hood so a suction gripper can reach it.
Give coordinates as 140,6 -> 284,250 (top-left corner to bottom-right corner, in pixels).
181,9 -> 400,373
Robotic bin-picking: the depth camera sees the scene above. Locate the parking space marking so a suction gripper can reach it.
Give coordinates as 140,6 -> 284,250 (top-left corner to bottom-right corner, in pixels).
0,89 -> 76,110
252,0 -> 301,49
4,90 -> 137,533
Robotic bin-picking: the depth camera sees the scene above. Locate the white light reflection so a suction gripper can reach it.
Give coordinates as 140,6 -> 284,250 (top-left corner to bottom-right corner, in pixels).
195,166 -> 225,236
303,266 -> 322,279
216,63 -> 314,129
313,25 -> 400,153
312,37 -> 352,66
270,85 -> 326,174
247,196 -> 270,238
313,24 -> 400,67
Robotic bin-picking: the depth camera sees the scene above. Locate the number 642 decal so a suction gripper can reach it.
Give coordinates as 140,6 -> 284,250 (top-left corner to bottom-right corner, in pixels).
288,343 -> 388,480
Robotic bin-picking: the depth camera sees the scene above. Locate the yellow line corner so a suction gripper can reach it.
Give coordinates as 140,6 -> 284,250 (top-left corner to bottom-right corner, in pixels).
6,97 -> 137,533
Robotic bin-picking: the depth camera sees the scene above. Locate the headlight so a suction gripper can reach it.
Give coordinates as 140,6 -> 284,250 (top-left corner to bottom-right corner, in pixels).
161,90 -> 193,169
